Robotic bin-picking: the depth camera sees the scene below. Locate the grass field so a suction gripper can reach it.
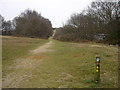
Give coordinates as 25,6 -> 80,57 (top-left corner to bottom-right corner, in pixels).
2,36 -> 48,77
2,36 -> 118,88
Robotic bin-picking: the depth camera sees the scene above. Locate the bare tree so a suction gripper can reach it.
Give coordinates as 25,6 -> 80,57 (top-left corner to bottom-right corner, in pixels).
54,0 -> 120,44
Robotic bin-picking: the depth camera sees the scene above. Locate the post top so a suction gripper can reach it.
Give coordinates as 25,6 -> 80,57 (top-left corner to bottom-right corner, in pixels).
96,55 -> 100,58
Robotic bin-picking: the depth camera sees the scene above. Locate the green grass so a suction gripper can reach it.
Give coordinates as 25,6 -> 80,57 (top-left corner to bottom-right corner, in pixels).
20,39 -> 118,88
2,36 -> 118,88
2,36 -> 48,76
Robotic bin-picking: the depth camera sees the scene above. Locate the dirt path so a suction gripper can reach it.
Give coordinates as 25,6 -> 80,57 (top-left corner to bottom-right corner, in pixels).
31,41 -> 53,54
2,41 -> 53,88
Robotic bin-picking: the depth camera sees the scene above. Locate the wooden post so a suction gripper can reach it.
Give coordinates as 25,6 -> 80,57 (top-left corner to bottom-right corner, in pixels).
95,55 -> 100,83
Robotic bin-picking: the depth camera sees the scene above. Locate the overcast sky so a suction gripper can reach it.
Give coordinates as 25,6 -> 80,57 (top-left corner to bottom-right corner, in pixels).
0,0 -> 93,27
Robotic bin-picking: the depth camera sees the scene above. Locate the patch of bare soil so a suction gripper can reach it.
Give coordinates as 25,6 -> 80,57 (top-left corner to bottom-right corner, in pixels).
90,45 -> 105,48
72,54 -> 81,58
28,55 -> 47,60
2,41 -> 53,88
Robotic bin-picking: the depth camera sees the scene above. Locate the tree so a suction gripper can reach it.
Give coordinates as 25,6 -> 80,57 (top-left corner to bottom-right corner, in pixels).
13,9 -> 53,38
54,0 -> 120,44
0,15 -> 4,35
54,12 -> 99,41
88,0 -> 119,22
2,20 -> 12,30
2,19 -> 12,35
87,0 -> 120,44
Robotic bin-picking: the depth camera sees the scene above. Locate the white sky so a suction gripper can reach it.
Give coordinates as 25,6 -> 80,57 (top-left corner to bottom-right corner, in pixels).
0,0 -> 93,27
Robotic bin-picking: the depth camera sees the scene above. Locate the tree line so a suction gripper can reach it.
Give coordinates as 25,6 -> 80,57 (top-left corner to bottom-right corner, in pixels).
53,0 -> 120,45
0,9 -> 53,39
